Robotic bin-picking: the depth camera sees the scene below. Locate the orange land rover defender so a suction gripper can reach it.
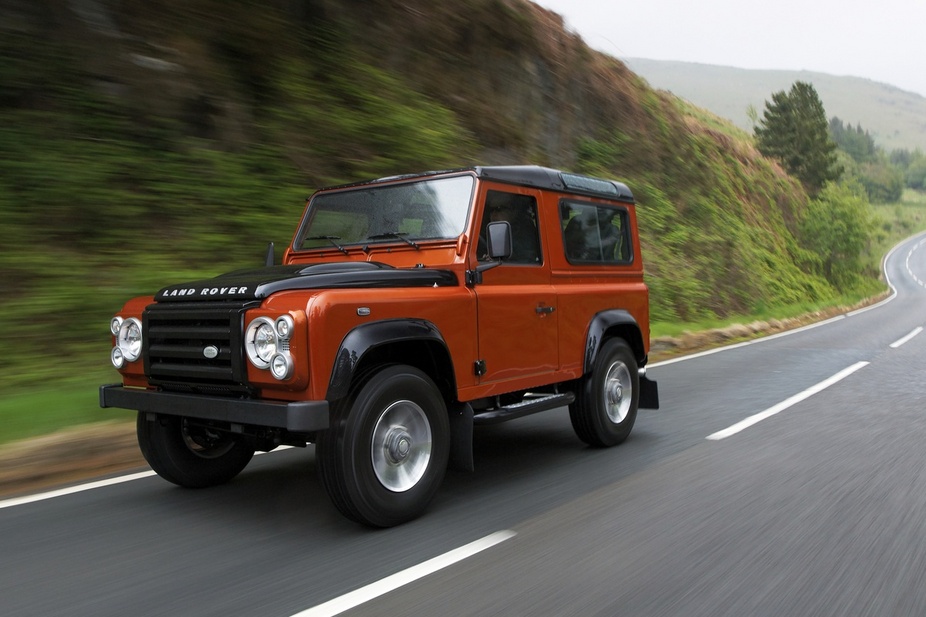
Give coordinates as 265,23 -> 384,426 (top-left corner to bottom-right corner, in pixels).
101,166 -> 658,526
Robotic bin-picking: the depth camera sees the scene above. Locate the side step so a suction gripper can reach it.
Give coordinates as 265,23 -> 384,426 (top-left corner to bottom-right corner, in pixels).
473,392 -> 575,426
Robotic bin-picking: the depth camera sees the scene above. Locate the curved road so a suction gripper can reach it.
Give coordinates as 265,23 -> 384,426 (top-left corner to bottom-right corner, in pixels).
3,233 -> 926,617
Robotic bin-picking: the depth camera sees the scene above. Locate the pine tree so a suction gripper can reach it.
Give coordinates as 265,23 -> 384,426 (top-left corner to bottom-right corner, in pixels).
755,81 -> 841,194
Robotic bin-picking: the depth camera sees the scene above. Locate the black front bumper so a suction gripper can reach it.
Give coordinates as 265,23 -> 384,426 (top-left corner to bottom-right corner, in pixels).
99,384 -> 329,432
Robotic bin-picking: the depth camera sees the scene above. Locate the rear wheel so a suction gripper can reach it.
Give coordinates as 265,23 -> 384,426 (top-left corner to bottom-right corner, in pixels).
137,413 -> 255,488
316,365 -> 449,527
570,338 -> 639,447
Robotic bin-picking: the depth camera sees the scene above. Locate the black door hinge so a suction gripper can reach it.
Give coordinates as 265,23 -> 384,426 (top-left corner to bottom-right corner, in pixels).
474,359 -> 487,376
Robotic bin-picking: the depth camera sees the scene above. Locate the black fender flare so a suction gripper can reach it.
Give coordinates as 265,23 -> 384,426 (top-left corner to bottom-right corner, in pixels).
583,309 -> 646,373
583,310 -> 658,409
326,318 -> 453,402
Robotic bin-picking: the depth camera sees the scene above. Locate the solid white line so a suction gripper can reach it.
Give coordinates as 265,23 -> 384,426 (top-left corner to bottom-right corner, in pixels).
649,315 -> 846,368
0,446 -> 293,510
0,471 -> 156,510
291,530 -> 517,617
890,327 -> 923,349
652,232 -> 926,367
706,361 -> 869,441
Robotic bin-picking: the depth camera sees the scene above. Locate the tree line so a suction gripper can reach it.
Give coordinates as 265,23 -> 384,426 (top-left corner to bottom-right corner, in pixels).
754,81 -> 925,204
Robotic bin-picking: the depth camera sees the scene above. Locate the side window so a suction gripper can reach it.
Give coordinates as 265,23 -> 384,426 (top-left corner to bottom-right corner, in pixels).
561,201 -> 632,264
479,191 -> 542,265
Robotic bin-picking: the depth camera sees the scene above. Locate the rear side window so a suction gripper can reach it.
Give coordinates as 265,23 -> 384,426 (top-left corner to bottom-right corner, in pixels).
561,201 -> 632,264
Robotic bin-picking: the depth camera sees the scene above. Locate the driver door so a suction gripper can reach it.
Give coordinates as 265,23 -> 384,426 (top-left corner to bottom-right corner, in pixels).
472,187 -> 558,387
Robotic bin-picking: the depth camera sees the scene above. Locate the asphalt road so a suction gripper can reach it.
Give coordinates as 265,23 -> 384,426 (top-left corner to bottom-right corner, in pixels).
2,233 -> 925,617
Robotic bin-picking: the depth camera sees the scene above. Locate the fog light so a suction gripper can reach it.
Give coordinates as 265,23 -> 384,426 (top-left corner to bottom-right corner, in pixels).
111,346 -> 125,369
270,353 -> 293,380
110,316 -> 124,336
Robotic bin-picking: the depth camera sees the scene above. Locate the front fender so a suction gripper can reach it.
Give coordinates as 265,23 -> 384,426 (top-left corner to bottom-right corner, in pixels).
326,319 -> 450,401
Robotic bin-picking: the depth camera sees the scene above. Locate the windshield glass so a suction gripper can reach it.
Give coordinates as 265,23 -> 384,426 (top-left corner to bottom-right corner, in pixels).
295,175 -> 475,250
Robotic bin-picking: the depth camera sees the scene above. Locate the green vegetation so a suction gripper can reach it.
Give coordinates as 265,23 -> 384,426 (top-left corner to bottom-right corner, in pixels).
2,0 -> 926,447
755,82 -> 841,195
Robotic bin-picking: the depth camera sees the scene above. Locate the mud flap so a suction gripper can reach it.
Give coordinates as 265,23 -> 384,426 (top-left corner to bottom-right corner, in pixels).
639,374 -> 660,409
447,401 -> 474,472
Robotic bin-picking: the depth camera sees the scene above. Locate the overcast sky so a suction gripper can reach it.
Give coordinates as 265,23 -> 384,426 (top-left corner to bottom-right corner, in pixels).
532,0 -> 926,97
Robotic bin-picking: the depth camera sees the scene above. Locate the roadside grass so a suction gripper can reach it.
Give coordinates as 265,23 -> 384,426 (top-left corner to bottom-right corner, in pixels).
0,369 -> 132,447
653,191 -> 926,340
651,294 -> 873,340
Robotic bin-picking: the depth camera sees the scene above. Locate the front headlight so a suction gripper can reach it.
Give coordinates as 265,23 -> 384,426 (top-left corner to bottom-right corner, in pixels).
111,317 -> 142,367
118,318 -> 143,362
246,315 -> 294,380
251,319 -> 277,366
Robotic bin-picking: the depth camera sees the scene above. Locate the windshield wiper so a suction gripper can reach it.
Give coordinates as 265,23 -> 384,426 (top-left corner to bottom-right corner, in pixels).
366,232 -> 420,250
305,235 -> 349,255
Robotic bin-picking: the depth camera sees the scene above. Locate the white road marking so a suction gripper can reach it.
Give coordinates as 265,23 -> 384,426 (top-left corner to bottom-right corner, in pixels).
0,471 -> 156,510
0,447 -> 291,510
890,327 -> 923,349
649,315 -> 846,368
706,361 -> 870,441
906,239 -> 926,288
290,530 -> 517,617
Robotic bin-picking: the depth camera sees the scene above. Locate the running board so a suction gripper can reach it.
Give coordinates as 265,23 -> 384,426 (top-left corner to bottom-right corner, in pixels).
473,392 -> 575,425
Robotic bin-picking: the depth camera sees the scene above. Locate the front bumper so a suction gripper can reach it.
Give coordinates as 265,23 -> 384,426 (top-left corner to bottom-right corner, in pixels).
99,384 -> 329,432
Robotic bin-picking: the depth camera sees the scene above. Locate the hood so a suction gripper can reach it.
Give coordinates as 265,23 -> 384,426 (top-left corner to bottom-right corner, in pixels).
155,261 -> 457,302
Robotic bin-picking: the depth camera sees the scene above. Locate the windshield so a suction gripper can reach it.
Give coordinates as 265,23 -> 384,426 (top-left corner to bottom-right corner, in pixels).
295,175 -> 475,250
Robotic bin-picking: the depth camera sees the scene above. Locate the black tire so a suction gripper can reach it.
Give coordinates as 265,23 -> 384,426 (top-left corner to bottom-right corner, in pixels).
316,365 -> 450,527
137,413 -> 255,488
569,338 -> 639,447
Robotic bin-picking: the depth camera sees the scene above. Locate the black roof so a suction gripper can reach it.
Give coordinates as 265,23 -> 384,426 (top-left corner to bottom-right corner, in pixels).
320,165 -> 635,203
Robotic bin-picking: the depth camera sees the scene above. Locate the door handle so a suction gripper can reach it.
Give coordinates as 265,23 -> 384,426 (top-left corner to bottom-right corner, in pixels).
535,305 -> 555,315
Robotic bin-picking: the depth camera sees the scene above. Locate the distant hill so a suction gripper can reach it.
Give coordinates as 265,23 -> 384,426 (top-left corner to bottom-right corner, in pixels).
624,58 -> 926,153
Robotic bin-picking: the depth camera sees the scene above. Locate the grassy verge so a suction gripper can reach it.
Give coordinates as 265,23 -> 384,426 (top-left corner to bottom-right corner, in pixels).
0,369 -> 133,446
652,191 -> 926,340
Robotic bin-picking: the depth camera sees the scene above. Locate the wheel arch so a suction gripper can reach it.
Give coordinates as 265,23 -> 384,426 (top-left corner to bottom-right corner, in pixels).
583,309 -> 646,374
326,319 -> 456,403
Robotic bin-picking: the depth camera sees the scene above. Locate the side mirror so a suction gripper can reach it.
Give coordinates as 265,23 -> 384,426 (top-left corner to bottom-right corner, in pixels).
486,221 -> 512,260
468,222 -> 511,286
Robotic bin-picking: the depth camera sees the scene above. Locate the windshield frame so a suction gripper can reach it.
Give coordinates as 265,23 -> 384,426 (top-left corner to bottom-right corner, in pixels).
292,172 -> 476,252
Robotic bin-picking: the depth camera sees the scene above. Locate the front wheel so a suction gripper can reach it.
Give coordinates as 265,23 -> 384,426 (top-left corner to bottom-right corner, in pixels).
137,413 -> 255,488
569,338 -> 639,447
316,365 -> 450,527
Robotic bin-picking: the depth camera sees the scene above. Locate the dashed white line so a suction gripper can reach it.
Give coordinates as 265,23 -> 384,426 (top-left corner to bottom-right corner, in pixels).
290,530 -> 517,617
906,238 -> 926,288
890,327 -> 923,349
706,361 -> 870,441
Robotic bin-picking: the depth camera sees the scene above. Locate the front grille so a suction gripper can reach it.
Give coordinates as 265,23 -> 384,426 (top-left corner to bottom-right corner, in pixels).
144,301 -> 257,394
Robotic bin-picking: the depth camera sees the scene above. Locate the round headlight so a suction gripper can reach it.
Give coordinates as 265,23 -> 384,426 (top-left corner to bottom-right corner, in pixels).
117,318 -> 143,362
270,353 -> 293,380
110,316 -> 124,337
246,317 -> 277,368
254,323 -> 276,361
111,346 -> 125,369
